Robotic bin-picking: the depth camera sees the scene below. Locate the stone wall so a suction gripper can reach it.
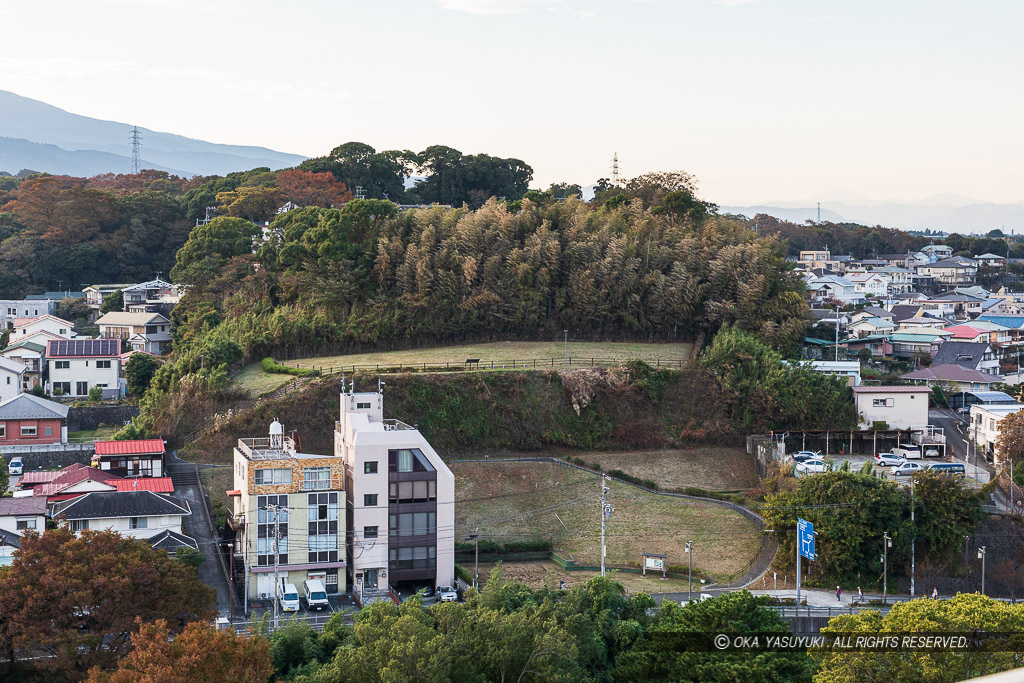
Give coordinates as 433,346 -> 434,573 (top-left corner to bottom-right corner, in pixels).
67,405 -> 140,432
10,446 -> 95,471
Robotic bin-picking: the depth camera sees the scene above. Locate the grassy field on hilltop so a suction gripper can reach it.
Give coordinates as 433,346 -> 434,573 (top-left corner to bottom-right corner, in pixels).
574,447 -> 759,492
452,461 -> 761,581
284,341 -> 693,371
233,362 -> 295,398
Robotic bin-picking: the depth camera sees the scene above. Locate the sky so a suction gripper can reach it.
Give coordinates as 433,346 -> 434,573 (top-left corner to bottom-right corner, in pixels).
2,0 -> 1022,205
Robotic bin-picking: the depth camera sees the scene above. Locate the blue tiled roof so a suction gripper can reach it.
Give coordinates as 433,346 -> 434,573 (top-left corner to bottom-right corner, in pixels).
978,315 -> 1024,328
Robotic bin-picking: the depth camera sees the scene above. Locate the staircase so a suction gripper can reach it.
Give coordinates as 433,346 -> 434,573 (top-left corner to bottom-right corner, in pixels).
259,378 -> 305,404
168,462 -> 200,487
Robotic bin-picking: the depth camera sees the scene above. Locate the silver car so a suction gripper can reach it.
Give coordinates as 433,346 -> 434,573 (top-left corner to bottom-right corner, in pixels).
436,585 -> 458,603
891,462 -> 923,477
874,453 -> 905,467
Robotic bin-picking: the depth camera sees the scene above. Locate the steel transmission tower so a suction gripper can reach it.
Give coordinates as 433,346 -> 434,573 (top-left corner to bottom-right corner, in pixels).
611,152 -> 621,186
130,126 -> 142,175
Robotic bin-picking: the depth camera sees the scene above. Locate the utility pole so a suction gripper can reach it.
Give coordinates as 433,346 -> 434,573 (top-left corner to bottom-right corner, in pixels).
910,477 -> 915,596
796,530 -> 801,606
564,330 -> 568,368
883,532 -> 892,604
817,202 -> 821,224
263,503 -> 287,630
474,528 -> 479,588
978,546 -> 987,594
600,477 -> 611,577
685,541 -> 694,602
834,305 -> 840,361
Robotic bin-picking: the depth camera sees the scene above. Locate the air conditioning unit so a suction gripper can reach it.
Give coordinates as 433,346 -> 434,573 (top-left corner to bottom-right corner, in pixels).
260,592 -> 268,599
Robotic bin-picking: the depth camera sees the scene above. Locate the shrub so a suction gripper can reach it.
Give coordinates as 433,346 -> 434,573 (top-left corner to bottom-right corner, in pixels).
88,386 -> 103,402
261,357 -> 318,378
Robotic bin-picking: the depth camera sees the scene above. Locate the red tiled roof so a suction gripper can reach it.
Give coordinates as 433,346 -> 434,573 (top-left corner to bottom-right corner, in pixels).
112,477 -> 174,493
32,465 -> 121,498
944,325 -> 985,339
11,317 -> 38,328
94,439 -> 165,456
19,470 -> 61,485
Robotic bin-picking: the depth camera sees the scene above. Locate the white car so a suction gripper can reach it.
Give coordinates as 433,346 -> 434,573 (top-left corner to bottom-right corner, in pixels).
892,446 -> 921,460
891,462 -> 923,477
874,453 -> 906,467
436,585 -> 458,603
680,593 -> 714,607
8,457 -> 22,476
279,582 -> 301,612
796,458 -> 829,474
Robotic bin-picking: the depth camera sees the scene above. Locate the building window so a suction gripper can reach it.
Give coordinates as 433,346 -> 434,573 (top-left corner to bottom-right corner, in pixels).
364,461 -> 378,474
0,425 -> 5,438
96,360 -> 111,369
307,492 -> 338,563
389,449 -> 434,473
364,493 -> 378,506
130,517 -> 148,529
303,467 -> 331,491
16,518 -> 36,530
69,519 -> 88,532
76,381 -> 88,396
20,425 -> 37,437
388,546 -> 436,571
389,479 -> 437,504
254,468 -> 291,486
871,398 -> 894,407
44,427 -> 52,437
256,494 -> 289,566
389,512 -> 436,537
55,361 -> 70,370
357,402 -> 371,409
364,526 -> 378,539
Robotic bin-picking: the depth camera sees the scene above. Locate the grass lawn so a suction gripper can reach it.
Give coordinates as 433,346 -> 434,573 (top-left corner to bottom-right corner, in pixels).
284,341 -> 693,371
472,561 -> 705,593
233,363 -> 296,398
453,461 -> 761,582
575,447 -> 759,492
68,426 -> 119,442
200,466 -> 234,516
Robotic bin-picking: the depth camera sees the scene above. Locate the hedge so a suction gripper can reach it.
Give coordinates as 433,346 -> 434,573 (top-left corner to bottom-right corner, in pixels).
261,357 -> 318,378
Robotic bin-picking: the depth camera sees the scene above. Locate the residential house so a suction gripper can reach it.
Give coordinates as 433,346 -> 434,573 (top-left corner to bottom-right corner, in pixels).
12,315 -> 75,341
0,497 -> 47,540
944,323 -> 1012,348
51,491 -> 195,550
808,275 -> 863,305
83,284 -> 133,318
0,530 -> 20,566
979,315 -> 1024,343
798,250 -> 839,271
888,304 -> 925,321
900,364 -> 1003,393
121,280 -> 180,317
873,267 -> 914,294
847,316 -> 896,338
878,253 -> 919,269
92,439 -> 165,477
230,421 -> 348,602
842,334 -> 893,357
969,404 -> 1024,465
805,360 -> 861,386
0,357 -> 25,402
846,272 -> 888,299
0,393 -> 69,445
19,463 -> 174,502
931,341 -> 1001,374
921,245 -> 954,260
46,339 -> 122,398
910,273 -> 940,294
0,297 -> 57,330
335,389 -> 455,600
945,390 -> 1017,411
851,385 -> 930,430
889,331 -> 948,359
975,253 -> 1007,268
850,307 -> 893,322
917,257 -> 979,286
0,341 -> 45,391
95,311 -> 171,354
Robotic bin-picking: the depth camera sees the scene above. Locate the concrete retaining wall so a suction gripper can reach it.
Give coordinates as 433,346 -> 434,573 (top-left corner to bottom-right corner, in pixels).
67,405 -> 140,432
8,446 -> 95,470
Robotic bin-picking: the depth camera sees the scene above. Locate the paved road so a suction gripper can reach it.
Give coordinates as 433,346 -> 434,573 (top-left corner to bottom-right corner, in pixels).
175,482 -> 234,617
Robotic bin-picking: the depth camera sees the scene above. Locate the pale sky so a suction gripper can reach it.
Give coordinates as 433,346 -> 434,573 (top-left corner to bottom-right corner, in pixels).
2,0 -> 1022,205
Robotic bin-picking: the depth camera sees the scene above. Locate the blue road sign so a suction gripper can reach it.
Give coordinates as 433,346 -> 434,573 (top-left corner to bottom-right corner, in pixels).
798,518 -> 815,560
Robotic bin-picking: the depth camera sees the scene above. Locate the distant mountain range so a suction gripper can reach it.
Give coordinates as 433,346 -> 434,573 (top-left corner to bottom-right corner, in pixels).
0,90 -> 306,177
719,196 -> 1024,236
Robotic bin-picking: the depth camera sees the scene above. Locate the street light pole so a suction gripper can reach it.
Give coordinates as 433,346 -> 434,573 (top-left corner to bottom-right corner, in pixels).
883,532 -> 892,605
600,477 -> 610,576
979,546 -> 987,594
685,541 -> 693,602
910,477 -> 915,596
474,528 -> 479,588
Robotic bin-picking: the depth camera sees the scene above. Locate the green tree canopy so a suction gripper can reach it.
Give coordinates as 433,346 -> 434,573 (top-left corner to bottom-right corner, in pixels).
169,216 -> 260,287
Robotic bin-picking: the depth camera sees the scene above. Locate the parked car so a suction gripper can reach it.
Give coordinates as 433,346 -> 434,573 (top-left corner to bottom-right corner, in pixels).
924,446 -> 940,458
8,457 -> 22,476
892,446 -> 922,460
303,579 -> 330,611
796,458 -> 829,474
680,593 -> 714,607
928,462 -> 966,477
436,585 -> 458,603
891,462 -> 923,477
792,451 -> 820,463
279,582 -> 301,612
874,453 -> 906,467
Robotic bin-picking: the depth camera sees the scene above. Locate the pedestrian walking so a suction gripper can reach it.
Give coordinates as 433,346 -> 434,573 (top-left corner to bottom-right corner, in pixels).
932,587 -> 938,599
857,587 -> 863,603
836,585 -> 842,602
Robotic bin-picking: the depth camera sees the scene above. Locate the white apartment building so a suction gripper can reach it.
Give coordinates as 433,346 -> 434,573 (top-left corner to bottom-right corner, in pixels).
969,403 -> 1024,466
230,422 -> 347,603
335,388 -> 454,601
46,339 -> 122,398
851,385 -> 930,430
845,272 -> 888,298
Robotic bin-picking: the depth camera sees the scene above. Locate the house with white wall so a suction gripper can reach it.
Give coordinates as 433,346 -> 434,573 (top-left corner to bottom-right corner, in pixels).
335,389 -> 455,600
846,272 -> 888,298
51,491 -> 194,549
0,298 -> 57,331
46,339 -> 122,398
851,385 -> 930,429
0,497 -> 47,539
970,403 -> 1024,466
0,341 -> 45,392
95,312 -> 171,354
0,357 -> 25,403
12,315 -> 75,341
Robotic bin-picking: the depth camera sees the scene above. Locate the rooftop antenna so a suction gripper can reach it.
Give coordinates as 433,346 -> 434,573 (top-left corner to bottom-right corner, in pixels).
355,186 -> 366,200
130,126 -> 142,175
611,152 -> 621,186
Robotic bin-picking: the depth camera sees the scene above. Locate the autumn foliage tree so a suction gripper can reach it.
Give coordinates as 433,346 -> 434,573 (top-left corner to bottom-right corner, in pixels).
86,619 -> 272,683
276,169 -> 352,208
995,409 -> 1024,470
0,528 -> 215,677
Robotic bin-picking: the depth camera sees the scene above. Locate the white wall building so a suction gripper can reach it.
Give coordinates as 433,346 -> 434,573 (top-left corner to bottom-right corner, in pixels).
335,389 -> 455,600
851,385 -> 930,430
0,357 -> 25,402
12,315 -> 75,341
808,360 -> 862,386
46,339 -> 122,398
969,403 -> 1024,466
0,497 -> 47,538
51,491 -> 194,543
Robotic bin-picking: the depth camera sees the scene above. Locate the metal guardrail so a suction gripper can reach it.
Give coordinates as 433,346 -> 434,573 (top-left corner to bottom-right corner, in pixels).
769,605 -> 892,618
228,611 -> 353,635
287,356 -> 689,376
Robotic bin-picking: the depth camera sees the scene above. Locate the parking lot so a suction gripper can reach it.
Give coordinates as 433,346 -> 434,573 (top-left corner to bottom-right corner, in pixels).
241,593 -> 357,626
792,454 -> 965,485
